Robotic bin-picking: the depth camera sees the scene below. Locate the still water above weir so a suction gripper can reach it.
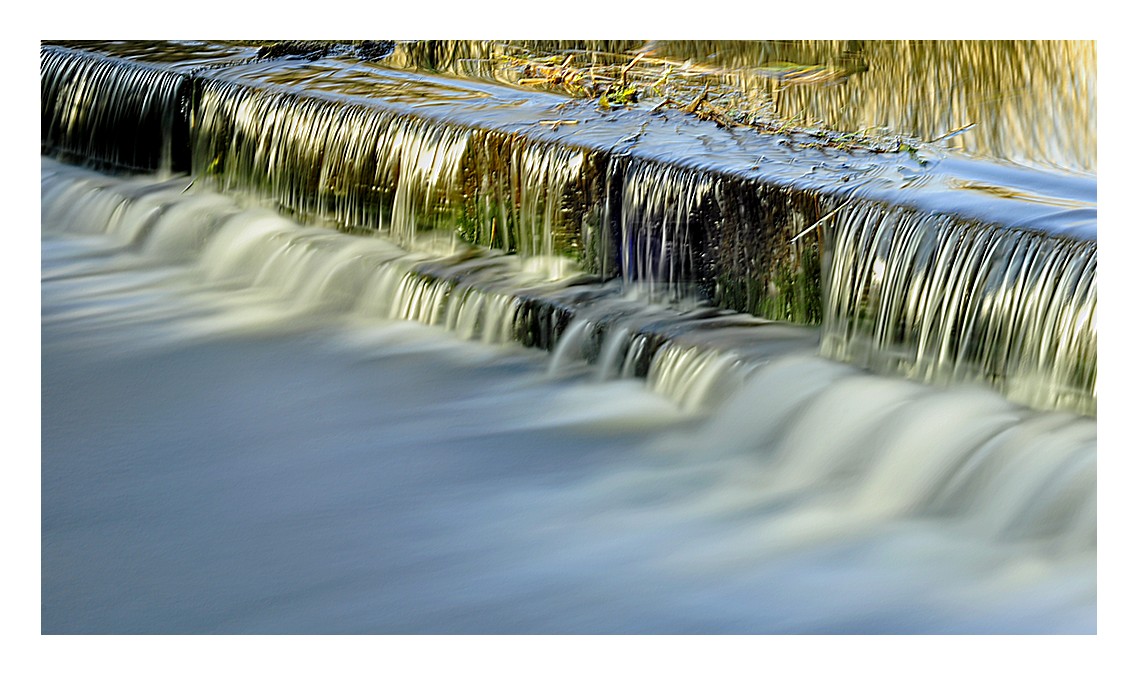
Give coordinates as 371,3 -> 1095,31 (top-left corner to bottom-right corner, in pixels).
387,40 -> 1097,174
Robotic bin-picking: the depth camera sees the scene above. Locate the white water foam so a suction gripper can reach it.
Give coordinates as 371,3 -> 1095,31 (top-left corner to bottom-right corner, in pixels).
41,159 -> 1095,634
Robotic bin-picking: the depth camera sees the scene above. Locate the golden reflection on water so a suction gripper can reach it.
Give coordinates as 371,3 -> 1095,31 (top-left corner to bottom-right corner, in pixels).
393,40 -> 1096,174
47,39 -> 1096,173
650,40 -> 1096,174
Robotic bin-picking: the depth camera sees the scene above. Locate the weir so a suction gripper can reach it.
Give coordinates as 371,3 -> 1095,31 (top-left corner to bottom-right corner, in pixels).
39,157 -> 1098,633
40,40 -> 1097,415
40,40 -> 1099,634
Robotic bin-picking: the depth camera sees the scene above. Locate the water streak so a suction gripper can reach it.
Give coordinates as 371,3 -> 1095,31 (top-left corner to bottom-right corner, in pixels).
821,202 -> 1097,415
615,160 -> 713,302
40,43 -> 1097,416
41,158 -> 1096,633
41,47 -> 191,173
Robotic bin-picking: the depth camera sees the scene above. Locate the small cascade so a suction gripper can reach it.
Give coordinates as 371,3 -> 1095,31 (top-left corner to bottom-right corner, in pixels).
41,158 -> 584,353
39,42 -> 1099,635
40,43 -> 827,324
821,202 -> 1097,415
40,160 -> 199,250
44,157 -> 1098,558
546,298 -> 674,379
193,79 -> 471,242
38,42 -> 1099,417
381,118 -> 471,247
41,47 -> 192,173
545,282 -> 816,411
513,140 -> 592,262
610,156 -> 830,322
685,354 -> 1097,554
42,158 -> 806,414
646,342 -> 758,411
613,159 -> 715,303
192,74 -> 604,266
43,152 -> 814,418
459,131 -> 603,264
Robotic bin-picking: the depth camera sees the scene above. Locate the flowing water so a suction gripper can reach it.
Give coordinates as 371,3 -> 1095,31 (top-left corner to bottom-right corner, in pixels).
387,40 -> 1097,174
822,202 -> 1097,416
41,159 -> 1095,634
40,40 -> 1097,635
41,42 -> 1098,333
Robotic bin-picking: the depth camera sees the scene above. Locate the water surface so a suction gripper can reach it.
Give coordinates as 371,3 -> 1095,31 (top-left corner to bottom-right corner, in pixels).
41,161 -> 1095,633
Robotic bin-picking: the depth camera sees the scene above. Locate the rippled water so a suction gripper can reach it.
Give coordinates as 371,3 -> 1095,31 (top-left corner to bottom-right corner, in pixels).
41,160 -> 1095,634
388,40 -> 1096,174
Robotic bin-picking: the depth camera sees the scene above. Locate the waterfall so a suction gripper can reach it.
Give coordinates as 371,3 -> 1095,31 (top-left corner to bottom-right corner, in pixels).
41,47 -> 192,174
39,44 -> 827,322
821,202 -> 1097,415
39,41 -> 1098,415
39,39 -> 1098,637
683,353 -> 1096,554
611,159 -> 717,304
40,158 -> 1096,632
41,158 -> 585,350
191,73 -> 605,268
40,158 -> 807,411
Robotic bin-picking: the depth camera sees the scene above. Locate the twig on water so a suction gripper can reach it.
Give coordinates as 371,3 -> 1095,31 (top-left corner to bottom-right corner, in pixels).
616,121 -> 650,146
791,200 -> 853,244
684,86 -> 709,114
929,122 -> 977,144
538,119 -> 580,131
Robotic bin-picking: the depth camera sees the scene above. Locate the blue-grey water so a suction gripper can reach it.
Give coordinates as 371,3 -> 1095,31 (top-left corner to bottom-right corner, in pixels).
40,159 -> 1095,634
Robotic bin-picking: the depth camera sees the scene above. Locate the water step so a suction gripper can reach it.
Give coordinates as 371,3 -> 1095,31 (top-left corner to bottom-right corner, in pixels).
39,41 -> 1097,415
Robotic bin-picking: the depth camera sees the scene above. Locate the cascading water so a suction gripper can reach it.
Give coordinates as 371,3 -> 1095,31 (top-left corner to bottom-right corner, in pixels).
822,201 -> 1097,415
41,46 -> 192,173
190,70 -> 611,273
40,41 -> 1098,636
614,159 -> 714,302
39,43 -> 845,321
193,79 -> 467,241
41,158 -> 1096,633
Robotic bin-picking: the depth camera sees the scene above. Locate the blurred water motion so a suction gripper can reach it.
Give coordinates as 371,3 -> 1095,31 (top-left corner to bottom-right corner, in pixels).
41,160 -> 1094,633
